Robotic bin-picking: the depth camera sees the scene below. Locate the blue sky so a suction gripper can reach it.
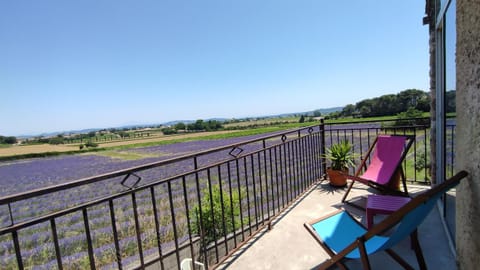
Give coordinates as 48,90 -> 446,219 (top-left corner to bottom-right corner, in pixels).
0,1 -> 429,136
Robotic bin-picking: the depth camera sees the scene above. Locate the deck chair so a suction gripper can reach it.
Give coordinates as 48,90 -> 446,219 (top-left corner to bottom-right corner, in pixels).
342,135 -> 415,205
304,170 -> 468,270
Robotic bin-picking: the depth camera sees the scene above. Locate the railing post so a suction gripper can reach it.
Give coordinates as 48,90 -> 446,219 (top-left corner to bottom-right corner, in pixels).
319,118 -> 327,179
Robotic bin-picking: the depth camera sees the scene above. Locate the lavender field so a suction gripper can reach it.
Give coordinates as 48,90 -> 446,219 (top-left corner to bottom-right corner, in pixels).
0,129 -> 319,269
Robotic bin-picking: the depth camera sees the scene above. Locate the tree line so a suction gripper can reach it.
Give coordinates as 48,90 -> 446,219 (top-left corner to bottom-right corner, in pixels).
0,136 -> 17,144
161,119 -> 224,135
335,89 -> 455,118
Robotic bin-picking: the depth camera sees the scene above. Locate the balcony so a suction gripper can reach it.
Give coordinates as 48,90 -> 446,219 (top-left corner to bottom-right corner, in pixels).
0,118 -> 456,269
216,183 -> 456,269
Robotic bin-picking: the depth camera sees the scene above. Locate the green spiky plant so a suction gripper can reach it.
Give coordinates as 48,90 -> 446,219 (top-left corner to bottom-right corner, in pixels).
324,140 -> 356,171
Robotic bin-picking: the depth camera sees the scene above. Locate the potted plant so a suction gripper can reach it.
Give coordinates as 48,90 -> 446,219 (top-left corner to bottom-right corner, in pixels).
323,140 -> 356,187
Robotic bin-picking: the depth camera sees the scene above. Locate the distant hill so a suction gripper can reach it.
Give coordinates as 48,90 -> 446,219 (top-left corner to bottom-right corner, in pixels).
314,107 -> 343,115
15,107 -> 343,138
162,118 -> 229,126
262,107 -> 343,118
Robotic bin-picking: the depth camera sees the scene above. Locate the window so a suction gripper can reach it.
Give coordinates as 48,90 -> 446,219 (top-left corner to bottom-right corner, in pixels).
435,0 -> 456,244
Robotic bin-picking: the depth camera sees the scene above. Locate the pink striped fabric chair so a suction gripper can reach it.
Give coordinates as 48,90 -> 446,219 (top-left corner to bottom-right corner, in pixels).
341,135 -> 414,205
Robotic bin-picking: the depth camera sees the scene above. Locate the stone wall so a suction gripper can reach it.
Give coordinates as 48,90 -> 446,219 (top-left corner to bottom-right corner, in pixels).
456,0 -> 480,269
426,0 -> 437,184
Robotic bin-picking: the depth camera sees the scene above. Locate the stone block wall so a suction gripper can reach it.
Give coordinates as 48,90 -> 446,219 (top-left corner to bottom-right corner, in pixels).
456,0 -> 480,269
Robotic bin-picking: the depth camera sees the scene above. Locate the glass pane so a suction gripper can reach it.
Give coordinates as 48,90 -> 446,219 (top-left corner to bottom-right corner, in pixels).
444,0 -> 456,244
437,0 -> 450,16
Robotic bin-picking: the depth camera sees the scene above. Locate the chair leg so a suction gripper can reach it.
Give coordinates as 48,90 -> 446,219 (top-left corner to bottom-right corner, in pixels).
400,167 -> 408,195
357,238 -> 371,270
384,231 -> 426,270
385,249 -> 415,270
342,179 -> 355,203
411,230 -> 427,270
310,227 -> 349,270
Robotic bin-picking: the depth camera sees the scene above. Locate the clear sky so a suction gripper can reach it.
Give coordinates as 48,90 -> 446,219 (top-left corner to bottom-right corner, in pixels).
0,1 -> 429,136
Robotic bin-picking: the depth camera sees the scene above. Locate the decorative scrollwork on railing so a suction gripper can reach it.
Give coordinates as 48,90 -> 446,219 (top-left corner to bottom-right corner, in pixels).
308,127 -> 314,134
229,146 -> 244,158
121,173 -> 142,189
281,134 -> 287,142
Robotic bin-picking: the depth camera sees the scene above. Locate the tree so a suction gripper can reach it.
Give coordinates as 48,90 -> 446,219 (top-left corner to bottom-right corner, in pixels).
359,106 -> 372,118
191,185 -> 246,245
0,136 -> 17,144
326,111 -> 341,120
48,137 -> 64,145
397,89 -> 429,112
416,95 -> 431,112
344,89 -> 430,118
205,120 -> 222,131
84,141 -> 98,148
393,108 -> 428,126
355,99 -> 374,117
186,120 -> 205,131
174,122 -> 186,130
376,94 -> 398,116
299,115 -> 305,123
341,104 -> 355,117
193,119 -> 204,130
446,90 -> 456,113
161,127 -> 177,135
117,131 -> 128,138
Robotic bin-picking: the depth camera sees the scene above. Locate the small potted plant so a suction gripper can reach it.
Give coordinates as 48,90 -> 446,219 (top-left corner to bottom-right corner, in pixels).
323,140 -> 356,187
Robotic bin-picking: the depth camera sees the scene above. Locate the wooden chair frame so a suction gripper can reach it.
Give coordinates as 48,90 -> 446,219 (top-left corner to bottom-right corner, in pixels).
342,135 -> 415,205
305,170 -> 468,270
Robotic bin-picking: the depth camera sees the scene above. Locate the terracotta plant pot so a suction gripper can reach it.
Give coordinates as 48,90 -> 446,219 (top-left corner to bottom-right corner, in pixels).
326,168 -> 348,187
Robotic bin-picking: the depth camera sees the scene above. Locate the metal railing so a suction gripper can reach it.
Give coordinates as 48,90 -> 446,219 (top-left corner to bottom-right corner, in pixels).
0,118 -> 448,270
323,117 -> 432,184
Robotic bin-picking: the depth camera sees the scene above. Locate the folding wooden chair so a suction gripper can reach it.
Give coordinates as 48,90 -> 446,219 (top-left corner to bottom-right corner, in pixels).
305,170 -> 468,270
342,135 -> 415,205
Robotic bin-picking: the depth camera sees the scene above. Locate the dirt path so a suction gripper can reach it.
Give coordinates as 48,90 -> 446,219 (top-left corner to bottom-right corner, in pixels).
0,144 -> 79,156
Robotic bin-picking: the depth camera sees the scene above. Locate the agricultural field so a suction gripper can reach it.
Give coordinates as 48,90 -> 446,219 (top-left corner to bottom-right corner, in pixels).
0,144 -> 79,157
222,116 -> 301,128
0,130 -> 239,158
0,132 -> 277,197
0,130 -> 289,269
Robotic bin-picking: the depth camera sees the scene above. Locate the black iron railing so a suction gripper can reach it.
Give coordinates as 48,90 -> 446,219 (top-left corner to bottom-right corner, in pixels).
0,118 -> 450,270
323,118 -> 432,184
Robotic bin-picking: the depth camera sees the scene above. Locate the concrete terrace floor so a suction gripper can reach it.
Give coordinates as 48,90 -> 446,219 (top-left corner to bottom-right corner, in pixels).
217,181 -> 456,270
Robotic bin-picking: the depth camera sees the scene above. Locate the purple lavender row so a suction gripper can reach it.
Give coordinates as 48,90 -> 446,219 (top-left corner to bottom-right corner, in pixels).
1,129 -> 318,268
1,203 -> 190,256
0,174 -> 284,266
1,152 -> 287,228
2,227 -> 192,270
0,129 -> 298,198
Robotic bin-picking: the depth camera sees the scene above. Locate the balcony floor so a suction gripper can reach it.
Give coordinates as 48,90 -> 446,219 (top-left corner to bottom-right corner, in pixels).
217,181 -> 456,270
